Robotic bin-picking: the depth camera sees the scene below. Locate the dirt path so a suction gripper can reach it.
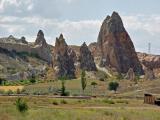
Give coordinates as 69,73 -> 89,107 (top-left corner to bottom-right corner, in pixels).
38,105 -> 160,110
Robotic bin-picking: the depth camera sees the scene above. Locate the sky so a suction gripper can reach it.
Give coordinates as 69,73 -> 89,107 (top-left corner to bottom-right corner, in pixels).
0,0 -> 160,54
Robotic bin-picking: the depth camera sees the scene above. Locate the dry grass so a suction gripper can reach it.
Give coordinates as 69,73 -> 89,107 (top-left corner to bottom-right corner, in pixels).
0,86 -> 24,92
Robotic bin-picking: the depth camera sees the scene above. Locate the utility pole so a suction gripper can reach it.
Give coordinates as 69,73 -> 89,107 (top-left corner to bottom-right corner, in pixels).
148,42 -> 151,54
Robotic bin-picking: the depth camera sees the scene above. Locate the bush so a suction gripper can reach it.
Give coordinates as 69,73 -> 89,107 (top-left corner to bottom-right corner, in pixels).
29,78 -> 36,84
60,99 -> 67,104
15,98 -> 28,113
91,81 -> 98,88
108,81 -> 119,93
6,90 -> 14,95
52,100 -> 59,105
16,88 -> 21,94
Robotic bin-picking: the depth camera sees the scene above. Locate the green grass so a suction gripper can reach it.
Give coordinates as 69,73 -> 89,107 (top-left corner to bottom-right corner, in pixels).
23,79 -> 108,96
0,96 -> 160,120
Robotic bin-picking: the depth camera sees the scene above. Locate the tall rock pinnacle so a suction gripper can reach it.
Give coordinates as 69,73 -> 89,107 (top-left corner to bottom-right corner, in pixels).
34,30 -> 47,47
97,11 -> 143,74
79,42 -> 97,71
53,34 -> 76,79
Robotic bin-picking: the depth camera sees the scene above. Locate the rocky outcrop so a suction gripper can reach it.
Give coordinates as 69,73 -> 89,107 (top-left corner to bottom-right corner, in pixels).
97,11 -> 143,74
7,65 -> 46,81
33,30 -> 52,64
138,52 -> 160,69
0,30 -> 52,64
34,30 -> 47,47
144,67 -> 155,80
53,34 -> 75,79
79,42 -> 97,71
125,68 -> 135,81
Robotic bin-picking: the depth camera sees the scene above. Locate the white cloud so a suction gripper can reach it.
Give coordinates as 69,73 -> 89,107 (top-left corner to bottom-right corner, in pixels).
0,0 -> 34,12
27,3 -> 34,11
122,15 -> 160,36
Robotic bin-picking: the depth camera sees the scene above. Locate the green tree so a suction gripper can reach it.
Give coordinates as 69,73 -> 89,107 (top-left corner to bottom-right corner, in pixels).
108,81 -> 119,93
15,98 -> 28,113
81,70 -> 87,95
59,76 -> 69,96
61,79 -> 66,96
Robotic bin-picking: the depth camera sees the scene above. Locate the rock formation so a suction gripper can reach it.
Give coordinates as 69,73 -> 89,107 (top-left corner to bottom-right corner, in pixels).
34,30 -> 52,64
20,36 -> 28,44
53,34 -> 75,79
144,67 -> 155,80
34,30 -> 47,47
0,30 -> 52,64
97,11 -> 143,74
138,52 -> 160,69
125,68 -> 135,81
79,42 -> 97,71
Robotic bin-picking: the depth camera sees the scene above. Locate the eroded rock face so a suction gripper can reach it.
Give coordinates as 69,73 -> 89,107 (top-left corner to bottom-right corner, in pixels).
34,30 -> 47,47
53,34 -> 75,79
125,68 -> 135,81
144,67 -> 155,80
97,11 -> 143,74
34,30 -> 52,64
79,42 -> 97,71
138,52 -> 160,69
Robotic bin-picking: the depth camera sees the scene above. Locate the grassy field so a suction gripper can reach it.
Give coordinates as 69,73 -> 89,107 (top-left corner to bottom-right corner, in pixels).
21,78 -> 160,98
0,96 -> 160,120
1,78 -> 160,119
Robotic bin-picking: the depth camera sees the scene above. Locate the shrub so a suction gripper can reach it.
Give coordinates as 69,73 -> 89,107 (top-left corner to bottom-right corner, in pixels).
15,98 -> 28,113
52,100 -> 59,105
6,90 -> 14,95
108,81 -> 119,93
16,88 -> 21,94
91,81 -> 98,88
103,99 -> 115,104
29,78 -> 36,84
0,78 -> 6,85
60,99 -> 67,104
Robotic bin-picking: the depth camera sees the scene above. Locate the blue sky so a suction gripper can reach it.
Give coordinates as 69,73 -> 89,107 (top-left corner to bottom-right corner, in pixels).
0,0 -> 160,54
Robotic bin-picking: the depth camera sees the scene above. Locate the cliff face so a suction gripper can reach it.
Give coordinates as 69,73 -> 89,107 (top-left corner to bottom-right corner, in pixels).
53,34 -> 76,79
97,11 -> 143,74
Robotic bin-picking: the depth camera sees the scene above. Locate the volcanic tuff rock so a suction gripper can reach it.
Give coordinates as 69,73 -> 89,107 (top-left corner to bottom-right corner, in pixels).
79,42 -> 97,71
0,30 -> 52,64
53,34 -> 75,79
137,52 -> 160,69
125,68 -> 135,81
33,30 -> 52,64
144,67 -> 155,80
97,11 -> 143,74
34,30 -> 47,47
